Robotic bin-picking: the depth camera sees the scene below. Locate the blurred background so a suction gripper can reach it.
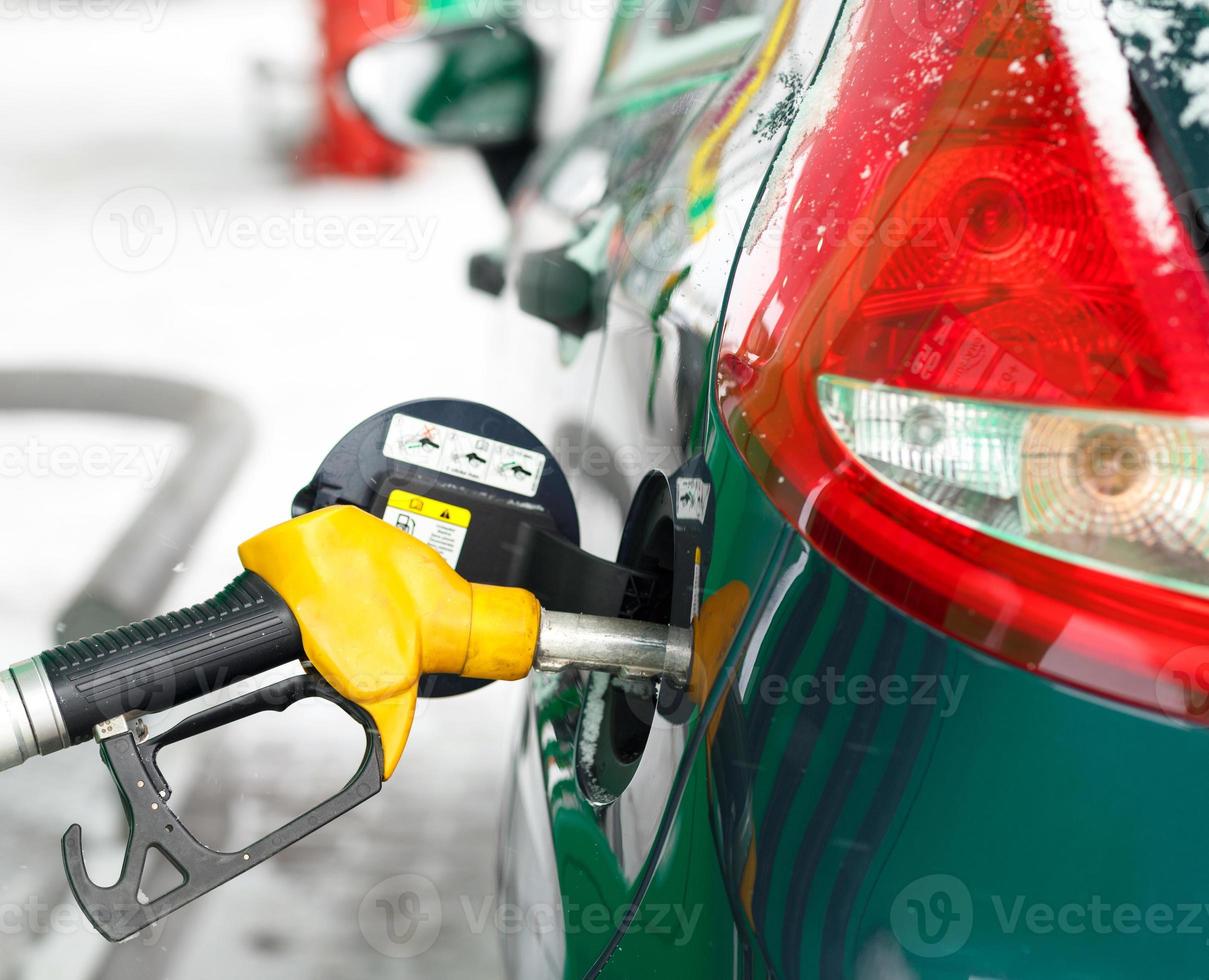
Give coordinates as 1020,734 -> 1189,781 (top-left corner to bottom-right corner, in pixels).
0,0 -> 606,975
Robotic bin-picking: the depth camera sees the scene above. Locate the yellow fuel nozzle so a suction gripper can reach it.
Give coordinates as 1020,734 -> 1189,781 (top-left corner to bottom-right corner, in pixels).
239,506 -> 541,778
238,506 -> 693,779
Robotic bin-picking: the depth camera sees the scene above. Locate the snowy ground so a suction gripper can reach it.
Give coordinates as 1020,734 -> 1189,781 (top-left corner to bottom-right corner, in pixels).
0,1 -> 532,977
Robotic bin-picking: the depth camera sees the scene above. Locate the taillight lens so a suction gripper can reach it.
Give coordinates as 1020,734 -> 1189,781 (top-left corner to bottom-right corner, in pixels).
718,0 -> 1209,719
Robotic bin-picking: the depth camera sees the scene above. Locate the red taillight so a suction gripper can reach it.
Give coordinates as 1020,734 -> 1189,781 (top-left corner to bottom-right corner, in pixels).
718,0 -> 1209,720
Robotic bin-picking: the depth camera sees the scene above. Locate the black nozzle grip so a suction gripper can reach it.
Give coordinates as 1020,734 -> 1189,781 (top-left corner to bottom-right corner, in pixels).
39,572 -> 302,745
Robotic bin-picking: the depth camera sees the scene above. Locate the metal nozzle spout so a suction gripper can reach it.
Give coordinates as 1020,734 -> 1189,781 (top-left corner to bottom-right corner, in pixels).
0,658 -> 69,773
533,612 -> 693,686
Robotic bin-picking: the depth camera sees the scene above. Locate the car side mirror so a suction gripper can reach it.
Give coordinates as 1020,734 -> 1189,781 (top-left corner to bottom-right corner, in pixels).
346,24 -> 540,149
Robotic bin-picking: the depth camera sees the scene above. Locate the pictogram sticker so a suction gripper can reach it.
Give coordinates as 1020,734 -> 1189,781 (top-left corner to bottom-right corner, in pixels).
382,414 -> 546,497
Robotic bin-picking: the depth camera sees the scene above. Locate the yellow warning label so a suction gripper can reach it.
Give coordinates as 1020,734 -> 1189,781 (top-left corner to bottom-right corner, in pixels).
386,490 -> 471,529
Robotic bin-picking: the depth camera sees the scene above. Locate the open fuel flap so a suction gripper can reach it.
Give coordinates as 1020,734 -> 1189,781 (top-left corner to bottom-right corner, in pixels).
575,460 -> 715,805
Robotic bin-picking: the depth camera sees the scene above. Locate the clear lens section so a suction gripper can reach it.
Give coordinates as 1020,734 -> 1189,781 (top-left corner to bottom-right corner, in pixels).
818,375 -> 1209,596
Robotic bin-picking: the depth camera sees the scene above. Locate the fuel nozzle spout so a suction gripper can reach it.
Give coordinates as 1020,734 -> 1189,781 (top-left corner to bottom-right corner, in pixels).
533,612 -> 692,686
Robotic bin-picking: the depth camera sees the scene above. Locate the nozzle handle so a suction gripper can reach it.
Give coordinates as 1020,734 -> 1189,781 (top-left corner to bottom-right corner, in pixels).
37,572 -> 303,748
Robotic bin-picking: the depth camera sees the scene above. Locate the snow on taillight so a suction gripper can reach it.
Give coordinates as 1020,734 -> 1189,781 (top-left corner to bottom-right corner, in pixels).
718,0 -> 1209,720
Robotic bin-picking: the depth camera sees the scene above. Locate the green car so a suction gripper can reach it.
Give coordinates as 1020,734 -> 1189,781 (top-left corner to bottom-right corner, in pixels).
351,0 -> 1209,975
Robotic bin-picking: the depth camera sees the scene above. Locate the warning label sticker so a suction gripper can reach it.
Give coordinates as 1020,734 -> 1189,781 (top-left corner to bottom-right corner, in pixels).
382,414 -> 546,498
382,490 -> 471,568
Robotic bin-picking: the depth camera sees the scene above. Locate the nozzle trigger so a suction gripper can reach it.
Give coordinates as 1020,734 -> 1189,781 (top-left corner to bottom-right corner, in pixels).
62,673 -> 383,942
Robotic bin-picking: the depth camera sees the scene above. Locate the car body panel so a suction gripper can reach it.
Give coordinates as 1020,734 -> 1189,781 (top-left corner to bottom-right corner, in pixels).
507,396 -> 1209,978
702,403 -> 1209,980
496,0 -> 1209,977
491,75 -> 739,557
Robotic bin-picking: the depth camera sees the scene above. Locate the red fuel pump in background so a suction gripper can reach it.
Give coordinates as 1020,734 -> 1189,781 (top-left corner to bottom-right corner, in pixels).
301,0 -> 412,177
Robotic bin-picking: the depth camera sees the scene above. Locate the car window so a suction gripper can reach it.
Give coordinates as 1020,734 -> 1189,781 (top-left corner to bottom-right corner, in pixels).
598,0 -> 769,94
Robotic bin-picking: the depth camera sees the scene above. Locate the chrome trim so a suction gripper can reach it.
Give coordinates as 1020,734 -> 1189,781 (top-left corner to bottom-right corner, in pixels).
7,657 -> 70,766
0,665 -> 38,772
